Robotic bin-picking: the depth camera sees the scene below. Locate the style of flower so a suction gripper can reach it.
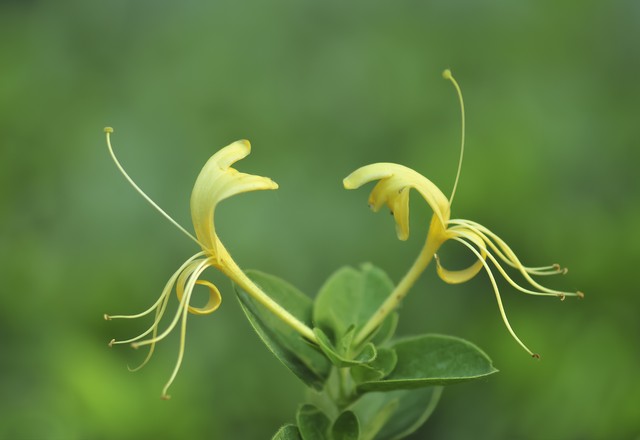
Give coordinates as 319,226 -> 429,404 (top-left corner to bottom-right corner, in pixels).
344,70 -> 583,355
103,128 -> 316,399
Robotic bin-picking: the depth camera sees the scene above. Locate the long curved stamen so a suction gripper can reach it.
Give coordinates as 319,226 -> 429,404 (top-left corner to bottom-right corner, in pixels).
106,253 -> 208,372
449,220 -> 583,298
451,236 -> 539,358
105,251 -> 206,322
127,289 -> 172,372
132,258 -> 213,349
525,264 -> 568,276
448,219 -> 554,273
104,127 -> 205,249
448,219 -> 547,273
448,228 -> 566,298
107,275 -> 176,349
161,258 -> 212,400
128,256 -> 219,373
442,70 -> 465,206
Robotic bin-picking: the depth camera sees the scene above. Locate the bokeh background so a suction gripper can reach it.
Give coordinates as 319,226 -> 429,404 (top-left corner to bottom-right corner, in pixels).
1,0 -> 638,438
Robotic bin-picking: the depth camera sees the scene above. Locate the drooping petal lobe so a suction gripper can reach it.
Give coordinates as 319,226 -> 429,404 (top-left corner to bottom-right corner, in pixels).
344,163 -> 451,240
175,259 -> 222,315
435,230 -> 486,284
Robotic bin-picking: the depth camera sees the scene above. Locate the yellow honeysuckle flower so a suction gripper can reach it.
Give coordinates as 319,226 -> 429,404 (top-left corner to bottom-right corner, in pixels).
345,70 -> 583,356
103,128 -> 316,399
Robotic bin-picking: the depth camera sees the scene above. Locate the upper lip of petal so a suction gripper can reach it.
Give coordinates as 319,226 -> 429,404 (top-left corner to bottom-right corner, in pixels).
189,140 -> 279,252
344,163 -> 451,236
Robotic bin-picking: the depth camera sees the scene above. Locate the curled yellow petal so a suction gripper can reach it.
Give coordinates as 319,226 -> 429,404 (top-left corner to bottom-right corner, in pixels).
184,280 -> 222,315
175,259 -> 221,315
435,230 -> 486,284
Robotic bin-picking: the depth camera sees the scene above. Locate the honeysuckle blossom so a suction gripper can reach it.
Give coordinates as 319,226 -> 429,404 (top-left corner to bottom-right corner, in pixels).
103,128 -> 316,399
345,70 -> 583,355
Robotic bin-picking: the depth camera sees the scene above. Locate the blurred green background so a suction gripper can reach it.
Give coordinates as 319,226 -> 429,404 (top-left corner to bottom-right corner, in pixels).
1,0 -> 638,438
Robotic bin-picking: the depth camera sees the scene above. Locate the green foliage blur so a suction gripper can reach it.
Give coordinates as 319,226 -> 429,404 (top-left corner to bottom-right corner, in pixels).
1,0 -> 638,438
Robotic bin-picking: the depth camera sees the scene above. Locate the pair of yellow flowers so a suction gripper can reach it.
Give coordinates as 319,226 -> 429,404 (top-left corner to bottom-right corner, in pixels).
105,70 -> 582,400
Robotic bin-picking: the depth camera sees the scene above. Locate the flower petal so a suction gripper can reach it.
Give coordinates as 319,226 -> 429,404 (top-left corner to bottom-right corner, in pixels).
435,230 -> 486,284
175,259 -> 221,315
343,163 -> 451,239
190,140 -> 278,252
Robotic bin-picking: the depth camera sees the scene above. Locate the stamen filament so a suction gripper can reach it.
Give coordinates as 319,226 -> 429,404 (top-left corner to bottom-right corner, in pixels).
127,288 -> 172,372
449,220 -> 581,296
105,251 -> 206,321
523,264 -> 567,276
161,293 -> 191,400
133,258 -> 213,349
160,258 -> 210,399
104,127 -> 205,249
451,236 -> 538,358
449,230 -> 564,298
111,288 -> 172,350
107,252 -> 207,370
449,219 -> 524,269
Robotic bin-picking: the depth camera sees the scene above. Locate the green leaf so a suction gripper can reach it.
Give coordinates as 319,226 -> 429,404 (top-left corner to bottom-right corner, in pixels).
350,348 -> 397,384
314,327 -> 377,367
234,271 -> 331,390
272,424 -> 303,440
313,264 -> 395,342
297,404 -> 330,440
351,387 -> 443,440
331,411 -> 360,440
373,388 -> 443,440
356,334 -> 498,392
350,394 -> 398,440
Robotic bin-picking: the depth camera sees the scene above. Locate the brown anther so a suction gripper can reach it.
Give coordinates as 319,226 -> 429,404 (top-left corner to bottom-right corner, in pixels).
558,294 -> 566,301
161,394 -> 171,401
532,353 -> 541,359
108,339 -> 115,348
552,263 -> 561,271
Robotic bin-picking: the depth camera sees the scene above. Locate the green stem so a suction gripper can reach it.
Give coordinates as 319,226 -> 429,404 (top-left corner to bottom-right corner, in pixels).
222,256 -> 318,343
338,368 -> 348,401
354,234 -> 441,347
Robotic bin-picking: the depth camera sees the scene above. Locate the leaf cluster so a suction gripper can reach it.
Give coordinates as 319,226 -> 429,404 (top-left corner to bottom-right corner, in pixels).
235,265 -> 497,440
